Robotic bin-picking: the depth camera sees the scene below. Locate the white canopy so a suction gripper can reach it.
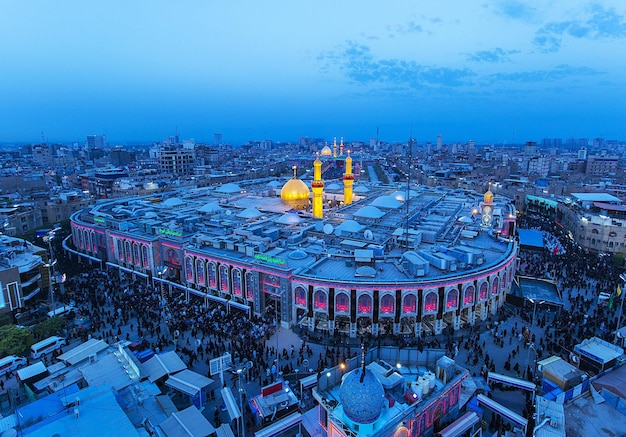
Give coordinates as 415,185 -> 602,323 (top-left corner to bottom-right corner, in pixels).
159,406 -> 216,437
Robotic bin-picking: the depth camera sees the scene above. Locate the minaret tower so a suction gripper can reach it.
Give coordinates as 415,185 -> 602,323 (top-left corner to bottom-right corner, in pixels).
343,150 -> 354,205
312,153 -> 324,218
333,137 -> 338,158
340,137 -> 344,156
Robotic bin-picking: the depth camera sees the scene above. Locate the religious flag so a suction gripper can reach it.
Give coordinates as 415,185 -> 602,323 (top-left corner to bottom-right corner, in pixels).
609,292 -> 614,310
618,284 -> 622,297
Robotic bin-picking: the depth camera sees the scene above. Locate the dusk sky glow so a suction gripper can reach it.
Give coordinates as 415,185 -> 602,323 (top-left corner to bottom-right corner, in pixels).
2,1 -> 626,145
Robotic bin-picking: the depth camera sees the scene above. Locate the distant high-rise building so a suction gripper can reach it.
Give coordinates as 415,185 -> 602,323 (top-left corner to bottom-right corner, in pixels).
87,135 -> 106,150
524,141 -> 537,157
214,133 -> 223,145
437,135 -> 443,149
158,149 -> 195,177
586,155 -> 618,176
578,147 -> 587,160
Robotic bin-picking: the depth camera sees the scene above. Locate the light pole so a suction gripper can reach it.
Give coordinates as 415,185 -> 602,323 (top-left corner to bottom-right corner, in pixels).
529,298 -> 545,326
43,228 -> 60,307
237,367 -> 245,437
615,274 -> 626,345
524,343 -> 537,381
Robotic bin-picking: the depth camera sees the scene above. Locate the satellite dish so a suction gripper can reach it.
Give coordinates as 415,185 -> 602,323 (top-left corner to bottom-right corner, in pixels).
225,210 -> 232,215
364,229 -> 373,240
315,222 -> 324,232
323,224 -> 334,235
334,228 -> 342,236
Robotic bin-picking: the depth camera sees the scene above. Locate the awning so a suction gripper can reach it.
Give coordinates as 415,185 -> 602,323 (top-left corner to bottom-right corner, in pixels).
221,387 -> 242,422
159,406 -> 216,437
143,351 -> 187,382
165,369 -> 213,397
57,338 -> 109,366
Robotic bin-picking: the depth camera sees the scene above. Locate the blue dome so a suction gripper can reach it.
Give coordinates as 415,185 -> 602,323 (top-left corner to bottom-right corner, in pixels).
339,368 -> 384,424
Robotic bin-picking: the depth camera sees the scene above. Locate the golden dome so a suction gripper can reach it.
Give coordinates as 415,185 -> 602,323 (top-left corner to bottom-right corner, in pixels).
484,182 -> 494,204
320,145 -> 332,156
281,166 -> 310,210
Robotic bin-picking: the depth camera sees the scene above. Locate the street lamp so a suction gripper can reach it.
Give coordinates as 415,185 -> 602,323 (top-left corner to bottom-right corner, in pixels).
237,367 -> 245,437
156,265 -> 168,315
524,343 -> 537,381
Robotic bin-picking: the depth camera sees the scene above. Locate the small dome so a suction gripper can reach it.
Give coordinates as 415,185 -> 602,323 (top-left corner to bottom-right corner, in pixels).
336,220 -> 364,233
217,183 -> 243,194
281,172 -> 310,211
354,185 -> 369,193
237,208 -> 262,219
162,197 -> 185,208
339,368 -> 385,424
371,196 -> 402,209
289,250 -> 308,260
320,145 -> 333,156
276,213 -> 302,225
198,202 -> 223,214
354,206 -> 385,219
355,266 -> 377,277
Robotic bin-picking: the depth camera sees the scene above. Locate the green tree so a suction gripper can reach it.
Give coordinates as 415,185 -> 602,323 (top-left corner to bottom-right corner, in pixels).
32,316 -> 66,340
0,325 -> 35,357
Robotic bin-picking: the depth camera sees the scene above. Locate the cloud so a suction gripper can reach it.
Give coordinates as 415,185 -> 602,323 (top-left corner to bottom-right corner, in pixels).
467,48 -> 521,63
488,64 -> 603,83
495,1 -> 537,21
534,4 -> 626,52
318,41 -> 475,91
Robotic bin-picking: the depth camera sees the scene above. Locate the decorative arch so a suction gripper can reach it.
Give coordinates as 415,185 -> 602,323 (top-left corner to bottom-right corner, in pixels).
207,262 -> 217,288
142,245 -> 150,268
245,272 -> 256,300
445,289 -> 459,311
479,282 -> 488,301
195,258 -> 205,285
380,293 -> 395,315
423,291 -> 438,314
501,271 -> 508,291
116,239 -> 124,261
336,292 -> 349,313
294,286 -> 306,306
313,289 -> 328,311
491,277 -> 500,296
124,240 -> 132,263
133,243 -> 141,266
403,294 -> 417,313
463,285 -> 475,307
232,269 -> 242,296
357,294 -> 372,313
219,265 -> 230,292
184,256 -> 194,282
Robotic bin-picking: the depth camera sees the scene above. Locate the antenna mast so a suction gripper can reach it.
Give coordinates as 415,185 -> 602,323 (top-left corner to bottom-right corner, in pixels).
404,135 -> 413,248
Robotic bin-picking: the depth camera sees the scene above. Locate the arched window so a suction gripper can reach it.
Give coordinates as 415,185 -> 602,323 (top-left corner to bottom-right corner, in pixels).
219,265 -> 229,292
314,290 -> 327,310
446,289 -> 459,310
403,294 -> 417,313
336,293 -> 349,312
357,295 -> 372,313
591,228 -> 599,234
479,282 -> 488,300
196,259 -> 205,285
463,285 -> 475,306
208,262 -> 217,288
380,294 -> 394,315
232,269 -> 242,296
491,277 -> 499,296
424,292 -> 438,314
501,272 -> 507,290
294,286 -> 306,306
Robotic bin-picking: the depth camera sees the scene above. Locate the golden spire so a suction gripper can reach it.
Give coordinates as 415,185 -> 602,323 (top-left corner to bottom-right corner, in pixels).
340,137 -> 344,156
292,165 -> 297,178
333,137 -> 337,158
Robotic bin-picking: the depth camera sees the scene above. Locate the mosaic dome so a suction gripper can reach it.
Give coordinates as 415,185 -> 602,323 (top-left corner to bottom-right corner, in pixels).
320,145 -> 333,156
339,368 -> 385,424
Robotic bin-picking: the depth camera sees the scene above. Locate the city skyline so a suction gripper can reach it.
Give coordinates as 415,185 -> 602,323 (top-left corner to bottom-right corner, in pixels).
1,1 -> 626,145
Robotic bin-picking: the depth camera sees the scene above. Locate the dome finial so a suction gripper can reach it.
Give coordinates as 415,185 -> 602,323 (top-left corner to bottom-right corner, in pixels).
292,165 -> 297,178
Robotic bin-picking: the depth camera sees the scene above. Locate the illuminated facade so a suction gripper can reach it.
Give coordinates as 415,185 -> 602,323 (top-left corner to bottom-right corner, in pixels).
69,169 -> 518,338
314,348 -> 472,437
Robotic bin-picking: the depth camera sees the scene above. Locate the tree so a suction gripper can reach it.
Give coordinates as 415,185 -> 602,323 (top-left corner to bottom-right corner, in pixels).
32,316 -> 66,340
0,325 -> 35,357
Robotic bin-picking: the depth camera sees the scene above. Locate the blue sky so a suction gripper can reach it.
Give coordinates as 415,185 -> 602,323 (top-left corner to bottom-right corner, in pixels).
1,1 -> 625,145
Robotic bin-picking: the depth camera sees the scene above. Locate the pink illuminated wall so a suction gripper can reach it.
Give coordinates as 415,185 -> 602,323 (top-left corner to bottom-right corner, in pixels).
314,290 -> 327,310
380,294 -> 394,315
336,293 -> 349,312
403,294 -> 417,313
294,286 -> 306,306
424,292 -> 438,313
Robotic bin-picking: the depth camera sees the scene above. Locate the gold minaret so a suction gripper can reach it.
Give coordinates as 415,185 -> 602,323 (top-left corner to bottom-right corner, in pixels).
312,153 -> 324,218
343,150 -> 354,205
333,137 -> 338,158
340,137 -> 344,156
